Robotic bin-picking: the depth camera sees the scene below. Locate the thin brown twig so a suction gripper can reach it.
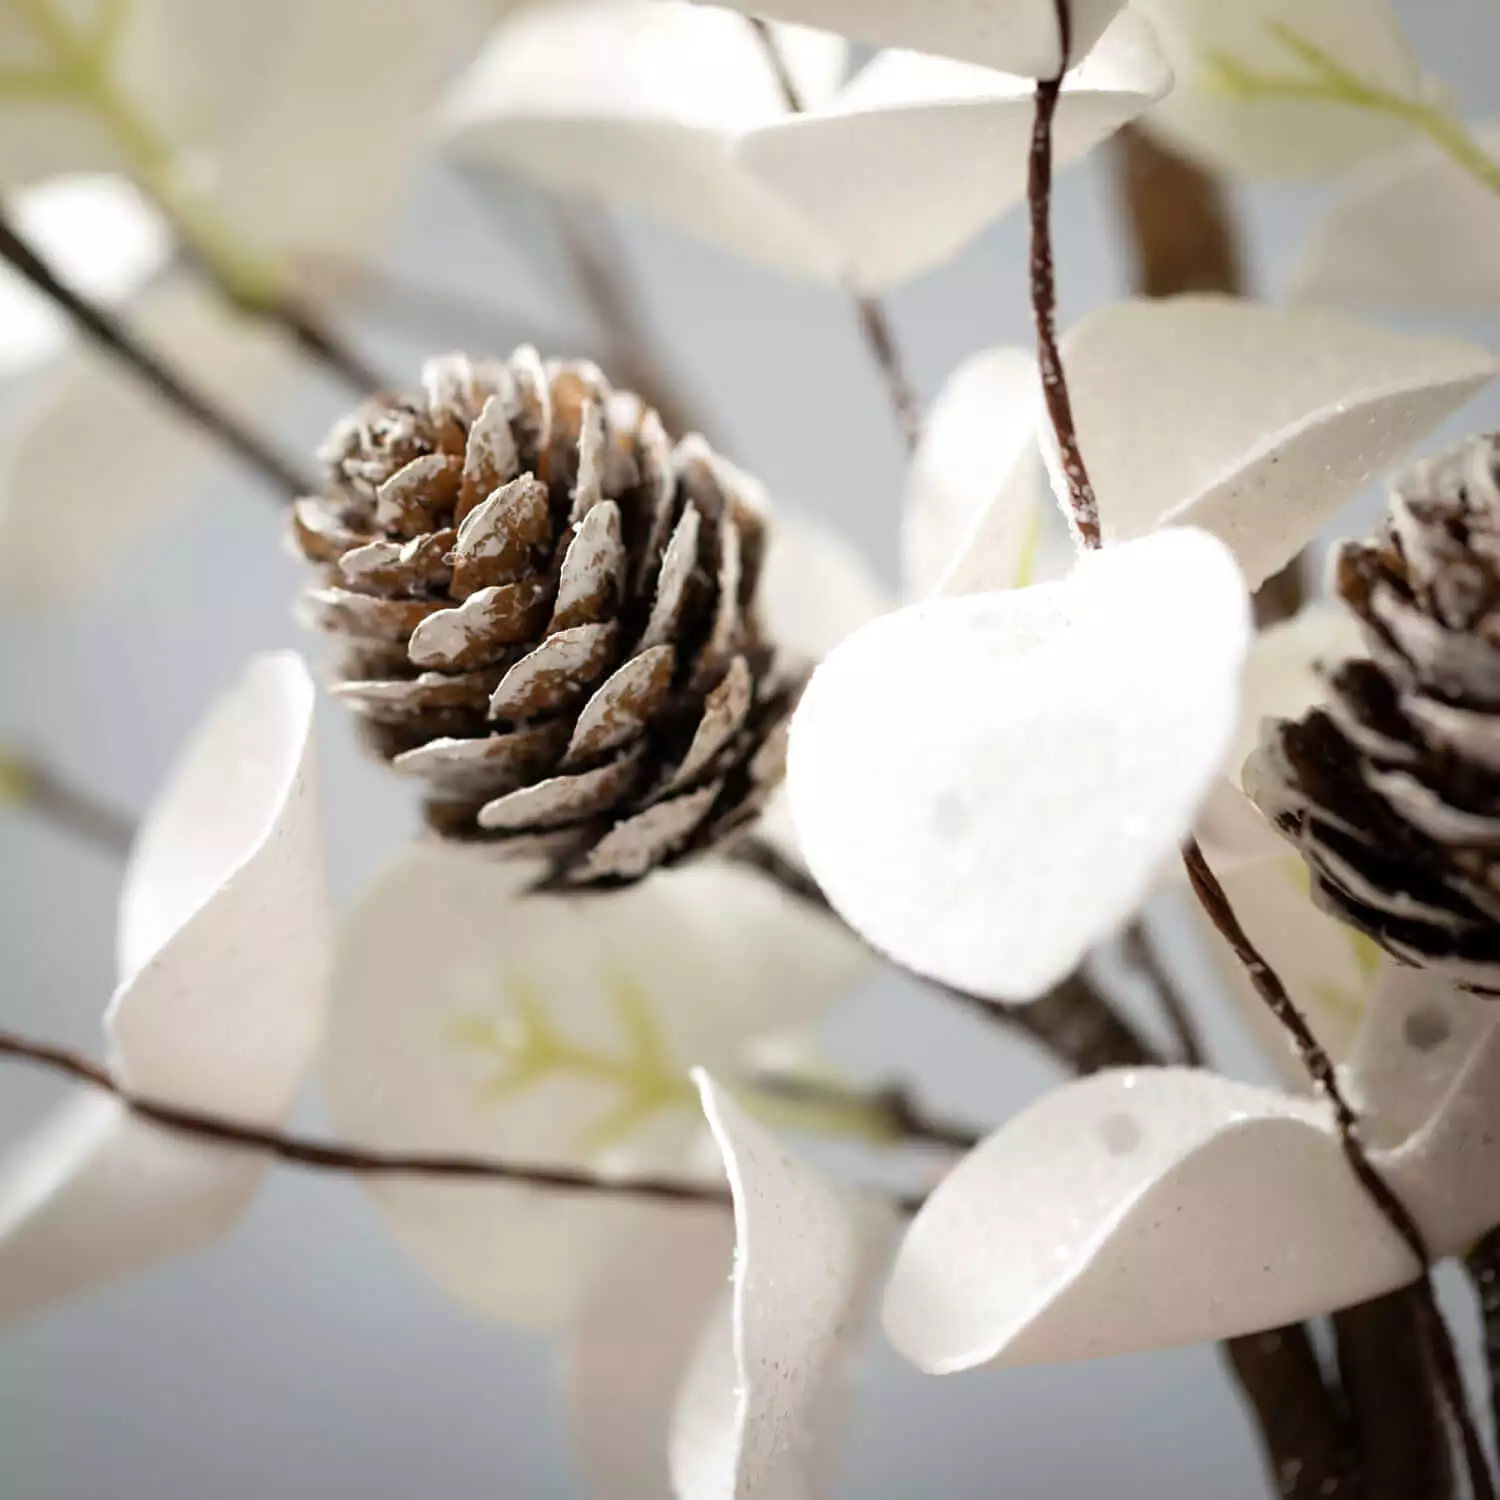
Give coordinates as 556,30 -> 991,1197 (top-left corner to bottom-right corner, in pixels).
1335,1288 -> 1454,1500
0,208 -> 313,502
1121,923 -> 1207,1067
746,17 -> 923,452
729,835 -> 1157,1071
0,751 -> 137,860
1184,838 -> 1495,1500
1035,9 -> 1447,1492
1027,12 -> 1100,548
0,1027 -> 941,1214
545,196 -> 712,441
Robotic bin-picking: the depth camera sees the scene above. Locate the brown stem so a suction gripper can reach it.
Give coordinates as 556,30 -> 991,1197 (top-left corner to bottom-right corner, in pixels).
1184,838 -> 1495,1500
0,208 -> 313,502
1031,13 -> 1420,1491
1,751 -> 137,860
1111,124 -> 1245,298
1027,25 -> 1100,548
272,296 -> 387,397
1336,1288 -> 1455,1500
1225,1327 -> 1358,1500
546,196 -> 713,441
0,1027 -> 941,1214
1122,923 -> 1207,1066
1466,1227 -> 1500,1448
746,17 -> 923,452
729,835 -> 1156,1072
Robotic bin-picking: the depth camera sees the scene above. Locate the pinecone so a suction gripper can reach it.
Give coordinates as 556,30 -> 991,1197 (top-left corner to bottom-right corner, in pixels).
1247,433 -> 1500,994
293,349 -> 796,885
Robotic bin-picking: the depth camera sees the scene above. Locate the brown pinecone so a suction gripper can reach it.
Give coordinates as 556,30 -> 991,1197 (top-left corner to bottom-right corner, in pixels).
1247,433 -> 1500,994
293,349 -> 796,885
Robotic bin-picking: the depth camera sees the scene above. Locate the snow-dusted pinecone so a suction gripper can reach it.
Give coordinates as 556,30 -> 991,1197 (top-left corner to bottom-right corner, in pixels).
1248,434 -> 1500,994
294,350 -> 795,885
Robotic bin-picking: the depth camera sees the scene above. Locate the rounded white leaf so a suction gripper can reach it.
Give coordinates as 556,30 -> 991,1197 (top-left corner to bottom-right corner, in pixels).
883,1068 -> 1412,1370
1382,1019 -> 1500,1258
437,0 -> 846,279
691,0 -> 1129,77
788,528 -> 1252,1001
321,844 -> 865,1327
566,1207 -> 735,1500
903,347 -> 1046,598
1292,126 -> 1500,310
0,175 -> 168,376
1042,296 -> 1497,588
670,1074 -> 891,1500
1345,966 -> 1499,1151
0,652 -> 325,1321
1133,0 -> 1424,179
736,13 -> 1172,291
0,1097 -> 260,1324
758,506 -> 891,666
109,652 -> 327,1119
0,277 -> 301,608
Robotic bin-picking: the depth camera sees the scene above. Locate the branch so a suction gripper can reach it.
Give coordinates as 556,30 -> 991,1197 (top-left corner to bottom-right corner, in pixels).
0,748 -> 137,859
729,835 -> 1157,1073
1336,1287 -> 1454,1500
1224,1327 -> 1357,1500
745,17 -> 923,453
1184,838 -> 1496,1500
0,206 -> 314,501
0,1027 -> 933,1216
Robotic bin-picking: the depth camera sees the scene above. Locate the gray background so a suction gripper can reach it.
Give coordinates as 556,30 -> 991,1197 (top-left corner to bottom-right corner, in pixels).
2,2 -> 1498,1494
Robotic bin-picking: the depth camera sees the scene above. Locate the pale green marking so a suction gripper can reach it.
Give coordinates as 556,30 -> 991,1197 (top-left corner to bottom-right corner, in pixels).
449,968 -> 696,1154
1011,503 -> 1043,591
1205,21 -> 1500,199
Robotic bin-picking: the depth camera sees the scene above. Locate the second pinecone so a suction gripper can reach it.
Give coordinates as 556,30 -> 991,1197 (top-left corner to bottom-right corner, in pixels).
1248,433 -> 1500,994
294,350 -> 795,886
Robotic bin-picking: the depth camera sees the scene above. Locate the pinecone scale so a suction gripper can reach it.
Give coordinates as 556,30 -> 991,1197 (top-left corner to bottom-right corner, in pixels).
294,350 -> 794,885
1249,434 -> 1500,993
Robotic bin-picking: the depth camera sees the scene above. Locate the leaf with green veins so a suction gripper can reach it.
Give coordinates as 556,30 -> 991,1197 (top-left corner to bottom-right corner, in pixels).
1203,19 -> 1500,198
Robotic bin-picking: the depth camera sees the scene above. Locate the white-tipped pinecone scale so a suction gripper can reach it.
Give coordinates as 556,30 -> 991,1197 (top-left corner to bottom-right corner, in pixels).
1248,434 -> 1500,993
294,350 -> 796,885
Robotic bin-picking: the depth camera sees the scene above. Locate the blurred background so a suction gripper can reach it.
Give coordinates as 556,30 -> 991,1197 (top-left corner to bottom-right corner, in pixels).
2,1 -> 1498,1494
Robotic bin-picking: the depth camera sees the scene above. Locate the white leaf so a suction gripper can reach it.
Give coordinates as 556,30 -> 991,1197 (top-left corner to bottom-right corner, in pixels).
0,652 -> 327,1320
670,1075 -> 891,1500
885,1035 -> 1500,1369
903,347 -> 1046,598
1292,126 -> 1500,310
0,277 -> 300,609
320,845 -> 866,1327
436,0 -> 847,280
1042,296 -> 1497,588
690,0 -> 1129,77
736,13 -> 1171,291
882,1068 -> 1410,1369
1345,966 -> 1499,1150
1133,0 -> 1424,178
788,528 -> 1251,1001
566,1207 -> 735,1500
